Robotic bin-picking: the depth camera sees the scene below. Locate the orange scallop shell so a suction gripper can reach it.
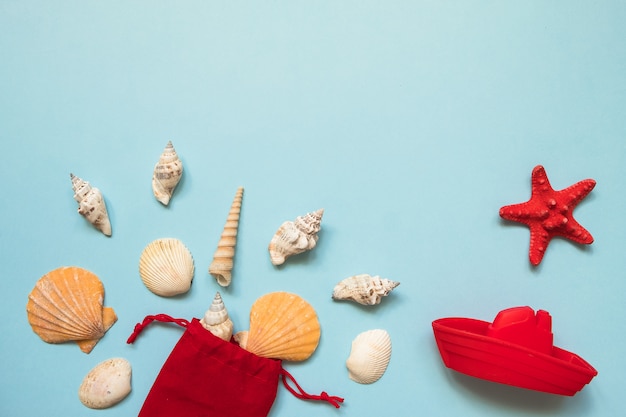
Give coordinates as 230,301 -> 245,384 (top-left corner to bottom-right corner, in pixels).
245,291 -> 321,361
26,266 -> 117,353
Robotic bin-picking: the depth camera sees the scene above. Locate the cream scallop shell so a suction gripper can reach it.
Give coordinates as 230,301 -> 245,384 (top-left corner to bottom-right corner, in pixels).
70,173 -> 112,236
200,292 -> 234,341
78,357 -> 132,409
139,238 -> 194,296
152,141 -> 183,206
332,274 -> 400,306
346,329 -> 392,384
268,209 -> 324,265
26,266 -> 117,354
243,292 -> 321,361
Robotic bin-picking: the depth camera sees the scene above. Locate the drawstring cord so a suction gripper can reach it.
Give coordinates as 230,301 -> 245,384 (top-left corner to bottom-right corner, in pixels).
126,314 -> 190,344
280,368 -> 344,408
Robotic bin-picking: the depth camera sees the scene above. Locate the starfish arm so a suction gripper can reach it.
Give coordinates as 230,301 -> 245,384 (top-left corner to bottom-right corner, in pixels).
559,179 -> 596,207
528,224 -> 551,266
554,217 -> 594,245
530,165 -> 554,200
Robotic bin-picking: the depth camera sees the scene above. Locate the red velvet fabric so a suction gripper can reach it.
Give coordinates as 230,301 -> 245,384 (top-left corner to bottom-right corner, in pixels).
129,316 -> 282,417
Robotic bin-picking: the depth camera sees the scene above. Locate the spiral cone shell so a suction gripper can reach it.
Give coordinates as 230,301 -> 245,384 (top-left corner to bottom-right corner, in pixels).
268,208 -> 324,265
152,141 -> 183,205
138,238 -> 195,297
346,329 -> 392,384
200,292 -> 234,341
244,291 -> 321,361
332,274 -> 400,306
70,173 -> 112,236
26,266 -> 117,353
208,187 -> 243,287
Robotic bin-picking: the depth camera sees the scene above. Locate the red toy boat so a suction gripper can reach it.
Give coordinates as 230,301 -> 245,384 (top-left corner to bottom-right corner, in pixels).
432,306 -> 597,396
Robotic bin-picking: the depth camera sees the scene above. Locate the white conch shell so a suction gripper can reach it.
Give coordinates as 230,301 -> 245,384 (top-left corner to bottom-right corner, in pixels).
138,238 -> 195,297
268,208 -> 324,265
346,329 -> 392,384
209,187 -> 244,287
70,173 -> 112,236
78,357 -> 132,409
200,292 -> 234,341
152,141 -> 183,205
332,274 -> 400,306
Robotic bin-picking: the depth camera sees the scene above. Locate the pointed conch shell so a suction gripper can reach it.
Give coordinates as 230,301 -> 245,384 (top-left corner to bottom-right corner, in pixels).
26,266 -> 117,353
70,173 -> 112,236
209,187 -> 244,287
200,292 -> 234,341
138,238 -> 194,297
332,274 -> 400,306
268,209 -> 324,265
78,357 -> 132,409
243,291 -> 321,361
346,329 -> 392,384
152,141 -> 183,205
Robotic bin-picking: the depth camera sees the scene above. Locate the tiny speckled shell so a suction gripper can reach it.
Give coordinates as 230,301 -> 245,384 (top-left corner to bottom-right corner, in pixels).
78,358 -> 132,409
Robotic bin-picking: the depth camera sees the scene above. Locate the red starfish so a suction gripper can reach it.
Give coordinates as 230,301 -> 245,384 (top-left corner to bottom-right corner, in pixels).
499,165 -> 596,266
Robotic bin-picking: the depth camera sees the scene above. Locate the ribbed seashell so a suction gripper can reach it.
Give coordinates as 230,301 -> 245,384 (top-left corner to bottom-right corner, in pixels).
26,266 -> 117,354
268,208 -> 324,265
209,187 -> 244,287
332,274 -> 400,306
200,292 -> 234,341
152,141 -> 183,205
138,238 -> 194,297
346,329 -> 392,384
243,291 -> 321,361
70,173 -> 112,236
79,358 -> 132,409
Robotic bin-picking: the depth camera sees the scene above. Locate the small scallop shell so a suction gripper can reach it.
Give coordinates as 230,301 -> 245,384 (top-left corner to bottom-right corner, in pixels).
78,357 -> 132,409
200,292 -> 234,341
139,238 -> 194,297
268,209 -> 324,265
208,187 -> 244,287
332,274 -> 400,306
244,292 -> 321,361
346,329 -> 392,384
152,141 -> 183,205
70,173 -> 112,236
26,266 -> 117,353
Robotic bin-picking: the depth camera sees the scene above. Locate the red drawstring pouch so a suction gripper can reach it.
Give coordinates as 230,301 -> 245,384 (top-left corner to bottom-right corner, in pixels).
127,314 -> 343,417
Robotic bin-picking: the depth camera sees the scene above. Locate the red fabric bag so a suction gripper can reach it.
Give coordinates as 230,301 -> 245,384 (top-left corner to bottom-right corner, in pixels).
127,314 -> 343,417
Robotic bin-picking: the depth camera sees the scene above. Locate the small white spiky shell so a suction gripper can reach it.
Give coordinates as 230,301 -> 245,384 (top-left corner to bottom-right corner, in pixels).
138,238 -> 194,297
152,141 -> 183,205
332,274 -> 400,306
70,173 -> 112,236
268,209 -> 324,265
200,292 -> 234,341
346,329 -> 392,384
78,357 -> 132,409
209,187 -> 243,287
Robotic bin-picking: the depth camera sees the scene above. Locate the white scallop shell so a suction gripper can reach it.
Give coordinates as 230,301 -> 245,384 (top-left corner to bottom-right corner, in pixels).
138,238 -> 194,297
152,141 -> 183,205
200,292 -> 234,341
78,357 -> 132,409
268,209 -> 324,265
332,274 -> 400,306
209,187 -> 244,287
346,329 -> 392,384
70,173 -> 112,236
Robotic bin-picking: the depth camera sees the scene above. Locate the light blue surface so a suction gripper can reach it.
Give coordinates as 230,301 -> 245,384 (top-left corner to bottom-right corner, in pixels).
1,1 -> 626,416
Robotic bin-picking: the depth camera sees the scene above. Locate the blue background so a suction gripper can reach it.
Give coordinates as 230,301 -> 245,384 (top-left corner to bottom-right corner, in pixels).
1,1 -> 625,416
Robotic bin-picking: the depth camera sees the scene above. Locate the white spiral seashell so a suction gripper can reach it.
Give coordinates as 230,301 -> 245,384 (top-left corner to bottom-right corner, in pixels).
268,208 -> 324,265
152,141 -> 183,205
208,187 -> 243,287
332,274 -> 400,306
70,173 -> 112,236
138,238 -> 194,297
346,329 -> 392,384
200,292 -> 234,341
